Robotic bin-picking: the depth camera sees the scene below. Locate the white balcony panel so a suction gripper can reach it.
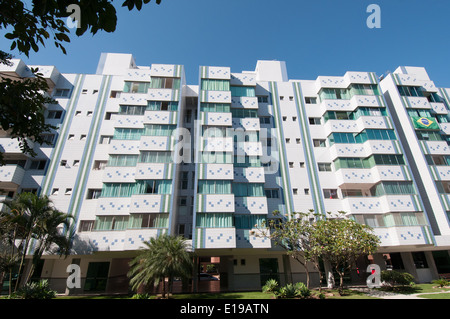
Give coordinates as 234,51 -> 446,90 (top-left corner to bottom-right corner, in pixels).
439,123 -> 450,135
344,72 -> 375,85
82,231 -> 126,252
202,66 -> 231,80
102,166 -> 136,183
129,194 -> 172,213
351,95 -> 384,107
374,226 -> 432,247
119,93 -> 148,106
148,88 -> 179,101
324,120 -> 359,135
230,73 -> 256,86
201,112 -> 232,126
233,167 -> 265,183
123,228 -> 163,250
356,116 -> 391,130
0,138 -> 34,154
112,115 -> 144,128
196,194 -> 235,213
197,163 -> 234,180
232,118 -> 260,131
430,166 -> 450,181
365,140 -> 401,155
195,227 -> 235,249
124,69 -> 152,81
422,141 -> 450,155
144,111 -> 178,125
109,140 -> 140,154
316,76 -> 347,89
150,64 -> 181,77
135,163 -> 175,180
336,168 -> 373,186
342,197 -> 383,214
381,195 -> 421,213
320,99 -> 354,112
431,102 -> 448,114
139,136 -> 173,151
200,90 -> 231,103
202,137 -> 233,153
236,229 -> 271,249
96,197 -> 131,215
234,142 -> 263,156
0,165 -> 25,186
372,165 -> 411,182
404,96 -> 431,109
330,144 -> 366,159
231,96 -> 258,109
234,197 -> 268,214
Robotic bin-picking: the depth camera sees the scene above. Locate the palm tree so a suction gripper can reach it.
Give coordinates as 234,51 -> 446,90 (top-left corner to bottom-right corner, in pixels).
128,234 -> 193,298
1,192 -> 73,291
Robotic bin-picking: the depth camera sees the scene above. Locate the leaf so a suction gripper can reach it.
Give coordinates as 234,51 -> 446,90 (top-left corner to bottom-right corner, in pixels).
5,33 -> 16,40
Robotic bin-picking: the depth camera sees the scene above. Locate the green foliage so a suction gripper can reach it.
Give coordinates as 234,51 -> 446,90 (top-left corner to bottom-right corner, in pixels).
381,270 -> 415,288
432,278 -> 450,288
261,279 -> 279,293
274,282 -> 311,299
131,293 -> 151,299
9,280 -> 56,299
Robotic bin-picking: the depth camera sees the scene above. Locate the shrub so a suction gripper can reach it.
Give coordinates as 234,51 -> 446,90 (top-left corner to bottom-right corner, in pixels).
432,278 -> 450,288
380,270 -> 415,289
262,279 -> 279,294
294,282 -> 311,299
131,293 -> 151,299
10,280 -> 56,299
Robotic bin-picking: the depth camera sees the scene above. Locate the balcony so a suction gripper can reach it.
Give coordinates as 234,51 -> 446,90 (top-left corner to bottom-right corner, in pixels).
147,88 -> 179,101
233,167 -> 265,183
144,110 -> 178,125
373,225 -> 433,247
119,92 -> 148,105
232,118 -> 260,131
231,96 -> 258,109
112,114 -> 144,128
234,196 -> 268,214
200,111 -> 232,126
129,194 -> 172,213
194,227 -> 235,249
200,90 -> 231,104
109,139 -> 140,155
236,229 -> 271,248
0,165 -> 25,187
102,166 -> 136,183
139,136 -> 173,151
356,116 -> 391,130
351,94 -> 384,108
196,194 -> 235,213
343,194 -> 421,214
135,163 -> 175,180
197,163 -> 234,180
420,140 -> 450,155
0,138 -> 34,154
234,141 -> 262,156
201,137 -> 233,153
404,96 -> 431,109
96,197 -> 132,215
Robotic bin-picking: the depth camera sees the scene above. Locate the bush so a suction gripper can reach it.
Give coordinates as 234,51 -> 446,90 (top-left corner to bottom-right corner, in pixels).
262,279 -> 279,294
380,270 -> 415,289
131,293 -> 151,299
275,282 -> 311,299
432,278 -> 450,288
10,280 -> 56,299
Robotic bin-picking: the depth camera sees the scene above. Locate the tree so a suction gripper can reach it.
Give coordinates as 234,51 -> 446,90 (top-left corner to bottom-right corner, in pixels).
0,192 -> 73,292
127,234 -> 193,298
311,212 -> 380,295
0,0 -> 162,162
255,210 -> 319,289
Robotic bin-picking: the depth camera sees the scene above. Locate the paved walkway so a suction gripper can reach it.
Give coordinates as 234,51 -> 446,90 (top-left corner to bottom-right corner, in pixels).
353,287 -> 450,299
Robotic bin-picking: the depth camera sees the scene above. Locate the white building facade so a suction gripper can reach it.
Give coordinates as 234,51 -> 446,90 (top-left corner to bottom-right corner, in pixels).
1,53 -> 449,294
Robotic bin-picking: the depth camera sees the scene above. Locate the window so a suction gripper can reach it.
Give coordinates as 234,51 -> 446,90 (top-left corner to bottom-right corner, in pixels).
123,81 -> 150,93
296,138 -> 301,144
258,96 -> 269,103
29,160 -> 47,170
293,188 -> 298,195
319,88 -> 351,100
99,136 -> 112,144
436,181 -> 450,194
304,188 -> 310,195
93,160 -> 107,170
230,86 -> 256,97
305,97 -> 317,104
309,117 -> 321,125
323,189 -> 338,199
198,180 -> 232,194
47,110 -> 63,119
107,155 -> 138,167
318,163 -> 332,171
373,154 -> 405,166
234,215 -> 266,229
150,77 -> 181,89
144,124 -> 176,137
201,152 -> 233,164
129,213 -> 169,228
370,181 -> 416,196
196,213 -> 234,228
139,151 -> 173,163
94,216 -> 129,231
104,112 -> 117,120
426,155 -> 450,166
231,108 -> 258,118
313,139 -> 326,147
51,188 -> 59,195
113,128 -> 143,140
68,134 -> 75,140
78,220 -> 95,232
65,188 -> 72,195
260,117 -> 271,124
201,103 -> 231,113
40,134 -> 55,145
147,101 -> 179,111
232,183 -> 264,197
86,189 -> 102,199
180,172 -> 189,189
349,84 -> 380,96
233,155 -> 261,167
110,91 -> 120,98
119,105 -> 146,115
397,86 -> 423,97
265,189 -> 279,198
54,89 -> 70,97
416,130 -> 444,141
289,162 -> 294,168
201,79 -> 230,91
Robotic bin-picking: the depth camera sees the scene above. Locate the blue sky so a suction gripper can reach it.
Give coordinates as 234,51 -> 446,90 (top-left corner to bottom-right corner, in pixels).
7,0 -> 450,87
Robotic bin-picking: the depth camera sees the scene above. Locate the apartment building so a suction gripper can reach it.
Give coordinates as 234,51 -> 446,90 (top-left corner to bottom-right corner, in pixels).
0,53 -> 449,294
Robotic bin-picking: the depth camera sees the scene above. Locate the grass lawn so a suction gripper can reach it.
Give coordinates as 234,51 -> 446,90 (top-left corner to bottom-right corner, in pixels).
418,292 -> 450,299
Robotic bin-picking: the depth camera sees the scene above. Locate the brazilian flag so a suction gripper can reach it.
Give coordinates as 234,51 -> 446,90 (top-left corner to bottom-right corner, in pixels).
411,116 -> 440,130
